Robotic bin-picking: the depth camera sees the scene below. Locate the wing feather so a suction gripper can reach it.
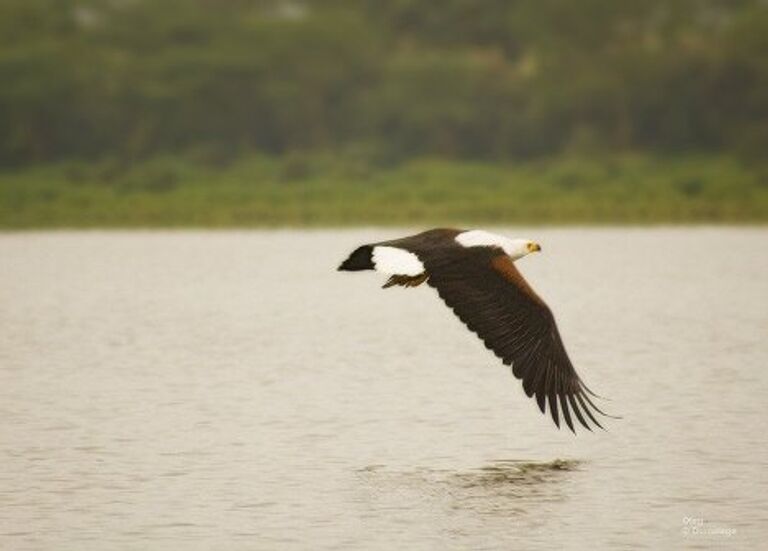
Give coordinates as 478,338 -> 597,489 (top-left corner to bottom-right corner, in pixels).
421,247 -> 607,432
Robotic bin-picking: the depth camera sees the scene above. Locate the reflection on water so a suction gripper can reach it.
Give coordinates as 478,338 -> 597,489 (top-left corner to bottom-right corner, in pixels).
357,459 -> 580,518
1,229 -> 767,550
462,458 -> 581,485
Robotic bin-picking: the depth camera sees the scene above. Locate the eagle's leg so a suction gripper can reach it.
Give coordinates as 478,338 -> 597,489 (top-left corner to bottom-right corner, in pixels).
382,273 -> 429,289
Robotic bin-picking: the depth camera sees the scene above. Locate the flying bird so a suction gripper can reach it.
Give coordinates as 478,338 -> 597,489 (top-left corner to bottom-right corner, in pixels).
338,228 -> 610,433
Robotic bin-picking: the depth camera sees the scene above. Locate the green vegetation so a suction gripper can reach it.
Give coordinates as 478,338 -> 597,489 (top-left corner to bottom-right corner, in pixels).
2,154 -> 766,227
1,1 -> 767,226
2,0 -> 768,165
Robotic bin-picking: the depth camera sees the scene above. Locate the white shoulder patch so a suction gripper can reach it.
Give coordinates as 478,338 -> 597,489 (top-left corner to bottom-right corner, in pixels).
455,230 -> 504,248
371,246 -> 424,276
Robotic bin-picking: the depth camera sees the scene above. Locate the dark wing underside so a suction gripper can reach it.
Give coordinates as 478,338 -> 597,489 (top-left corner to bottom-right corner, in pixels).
420,246 -> 607,432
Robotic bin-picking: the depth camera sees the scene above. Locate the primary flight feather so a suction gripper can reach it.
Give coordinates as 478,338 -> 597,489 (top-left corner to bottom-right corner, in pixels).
338,228 -> 610,433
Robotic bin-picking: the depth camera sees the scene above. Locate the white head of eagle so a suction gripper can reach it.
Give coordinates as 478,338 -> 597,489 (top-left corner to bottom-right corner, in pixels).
338,228 -> 612,433
454,229 -> 541,260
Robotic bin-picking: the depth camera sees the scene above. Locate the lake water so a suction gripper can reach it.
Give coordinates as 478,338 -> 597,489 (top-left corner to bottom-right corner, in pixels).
1,228 -> 767,550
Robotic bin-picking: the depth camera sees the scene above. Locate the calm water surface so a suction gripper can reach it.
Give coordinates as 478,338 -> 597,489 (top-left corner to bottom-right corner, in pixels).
1,228 -> 767,550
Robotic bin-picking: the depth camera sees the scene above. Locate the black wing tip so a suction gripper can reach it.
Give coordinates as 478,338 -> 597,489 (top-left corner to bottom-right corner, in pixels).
581,381 -> 608,400
537,389 -> 619,433
560,397 -> 575,433
548,393 -> 560,429
581,390 -> 621,420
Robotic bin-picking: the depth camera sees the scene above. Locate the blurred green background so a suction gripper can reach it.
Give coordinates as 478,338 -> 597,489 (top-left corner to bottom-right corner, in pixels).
1,0 -> 767,227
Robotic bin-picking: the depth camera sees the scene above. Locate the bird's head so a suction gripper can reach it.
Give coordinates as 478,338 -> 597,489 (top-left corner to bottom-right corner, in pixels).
454,230 -> 541,260
504,238 -> 542,260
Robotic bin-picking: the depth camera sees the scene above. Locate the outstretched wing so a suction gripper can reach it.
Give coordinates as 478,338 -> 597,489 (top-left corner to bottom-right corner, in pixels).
422,247 -> 607,432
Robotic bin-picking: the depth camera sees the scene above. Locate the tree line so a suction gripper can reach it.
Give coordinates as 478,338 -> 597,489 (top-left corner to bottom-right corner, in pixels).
1,0 -> 766,166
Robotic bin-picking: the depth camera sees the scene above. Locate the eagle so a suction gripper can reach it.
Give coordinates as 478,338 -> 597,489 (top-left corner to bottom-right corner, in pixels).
338,228 -> 610,433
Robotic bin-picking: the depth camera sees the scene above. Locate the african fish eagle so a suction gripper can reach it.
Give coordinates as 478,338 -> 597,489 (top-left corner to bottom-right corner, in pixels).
338,228 -> 610,433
